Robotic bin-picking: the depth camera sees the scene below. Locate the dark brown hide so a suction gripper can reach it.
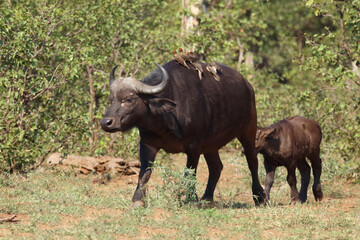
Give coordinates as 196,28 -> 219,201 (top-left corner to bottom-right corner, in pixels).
101,60 -> 265,206
255,116 -> 323,203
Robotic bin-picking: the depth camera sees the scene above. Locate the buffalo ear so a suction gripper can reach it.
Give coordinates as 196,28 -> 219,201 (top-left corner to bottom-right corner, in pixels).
148,98 -> 181,137
148,98 -> 176,114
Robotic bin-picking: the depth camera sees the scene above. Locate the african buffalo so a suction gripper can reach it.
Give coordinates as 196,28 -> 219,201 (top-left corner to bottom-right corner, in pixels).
100,60 -> 265,206
255,116 -> 323,203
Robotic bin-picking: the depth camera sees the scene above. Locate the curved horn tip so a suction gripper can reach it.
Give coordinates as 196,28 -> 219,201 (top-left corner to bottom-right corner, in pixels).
111,65 -> 119,72
109,65 -> 119,85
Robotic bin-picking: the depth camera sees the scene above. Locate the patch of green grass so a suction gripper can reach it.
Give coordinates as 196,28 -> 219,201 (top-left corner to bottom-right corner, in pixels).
0,152 -> 359,239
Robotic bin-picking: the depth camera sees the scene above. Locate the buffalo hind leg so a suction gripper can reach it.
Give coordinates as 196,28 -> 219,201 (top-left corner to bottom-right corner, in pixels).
238,136 -> 266,205
297,158 -> 311,203
264,158 -> 276,204
132,142 -> 158,208
202,151 -> 223,202
286,165 -> 300,203
309,149 -> 323,201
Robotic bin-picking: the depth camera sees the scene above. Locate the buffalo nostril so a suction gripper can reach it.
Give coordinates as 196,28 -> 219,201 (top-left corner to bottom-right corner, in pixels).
101,118 -> 114,129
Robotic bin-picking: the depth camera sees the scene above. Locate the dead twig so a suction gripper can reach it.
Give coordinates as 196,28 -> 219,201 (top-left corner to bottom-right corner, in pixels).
0,215 -> 19,224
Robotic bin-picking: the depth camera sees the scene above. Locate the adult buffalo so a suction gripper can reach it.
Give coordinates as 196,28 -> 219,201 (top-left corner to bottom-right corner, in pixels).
100,60 -> 265,207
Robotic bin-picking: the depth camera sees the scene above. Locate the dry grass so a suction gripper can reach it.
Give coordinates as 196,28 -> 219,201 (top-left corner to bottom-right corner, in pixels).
0,149 -> 359,239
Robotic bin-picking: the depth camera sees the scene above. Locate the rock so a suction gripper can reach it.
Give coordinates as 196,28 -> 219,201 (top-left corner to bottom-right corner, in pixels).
47,153 -> 62,165
47,154 -> 140,175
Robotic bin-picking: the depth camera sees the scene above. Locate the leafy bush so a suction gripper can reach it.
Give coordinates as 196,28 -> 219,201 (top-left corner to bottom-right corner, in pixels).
0,0 -> 358,181
151,166 -> 198,207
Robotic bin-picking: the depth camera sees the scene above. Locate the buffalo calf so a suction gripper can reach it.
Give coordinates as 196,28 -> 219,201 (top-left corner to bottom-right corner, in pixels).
255,116 -> 323,203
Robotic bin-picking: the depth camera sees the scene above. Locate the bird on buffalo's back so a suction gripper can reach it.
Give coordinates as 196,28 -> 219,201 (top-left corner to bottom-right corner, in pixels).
173,50 -> 190,69
206,61 -> 221,81
185,51 -> 200,63
178,48 -> 189,61
192,61 -> 203,80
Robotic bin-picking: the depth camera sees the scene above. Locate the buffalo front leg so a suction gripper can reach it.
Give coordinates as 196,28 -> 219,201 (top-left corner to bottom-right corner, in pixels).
264,158 -> 276,204
185,147 -> 201,202
131,142 -> 158,208
202,151 -> 223,202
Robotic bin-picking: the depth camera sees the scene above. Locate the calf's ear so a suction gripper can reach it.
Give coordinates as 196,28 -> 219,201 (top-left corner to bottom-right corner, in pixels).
265,128 -> 277,139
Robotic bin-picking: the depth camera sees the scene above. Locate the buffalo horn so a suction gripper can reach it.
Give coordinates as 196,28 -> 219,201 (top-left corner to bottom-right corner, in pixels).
130,63 -> 169,94
109,65 -> 118,86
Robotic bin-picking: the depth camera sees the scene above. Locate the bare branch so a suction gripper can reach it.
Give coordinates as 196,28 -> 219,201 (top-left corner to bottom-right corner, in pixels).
47,18 -> 74,36
32,41 -> 45,59
2,88 -> 12,119
237,37 -> 244,71
66,28 -> 85,37
29,63 -> 61,101
0,215 -> 19,224
92,68 -> 108,76
311,88 -> 337,95
87,65 -> 97,153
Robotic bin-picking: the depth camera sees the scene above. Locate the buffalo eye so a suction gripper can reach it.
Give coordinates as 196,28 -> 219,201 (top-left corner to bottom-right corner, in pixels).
120,97 -> 135,107
121,98 -> 133,103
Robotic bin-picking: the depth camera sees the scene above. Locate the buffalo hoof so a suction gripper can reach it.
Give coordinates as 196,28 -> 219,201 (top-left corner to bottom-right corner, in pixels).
131,201 -> 145,208
290,198 -> 301,205
197,200 -> 216,209
315,192 -> 324,202
253,195 -> 266,206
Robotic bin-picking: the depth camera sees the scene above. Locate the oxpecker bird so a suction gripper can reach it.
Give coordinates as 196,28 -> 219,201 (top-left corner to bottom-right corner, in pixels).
206,61 -> 221,81
173,50 -> 190,69
192,61 -> 203,80
186,51 -> 200,63
178,48 -> 189,61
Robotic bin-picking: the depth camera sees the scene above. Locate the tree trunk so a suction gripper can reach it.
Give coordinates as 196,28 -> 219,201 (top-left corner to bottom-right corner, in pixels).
181,0 -> 201,37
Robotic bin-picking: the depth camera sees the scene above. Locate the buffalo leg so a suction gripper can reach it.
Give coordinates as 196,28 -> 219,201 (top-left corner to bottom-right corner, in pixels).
264,158 -> 276,203
309,149 -> 323,201
297,158 -> 311,203
239,136 -> 265,205
185,148 -> 201,201
286,165 -> 300,203
202,151 -> 223,201
131,142 -> 158,207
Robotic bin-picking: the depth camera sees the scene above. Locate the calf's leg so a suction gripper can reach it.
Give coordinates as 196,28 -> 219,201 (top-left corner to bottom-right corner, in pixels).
264,158 -> 276,203
309,149 -> 323,201
286,165 -> 300,203
202,151 -> 223,201
297,158 -> 311,203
